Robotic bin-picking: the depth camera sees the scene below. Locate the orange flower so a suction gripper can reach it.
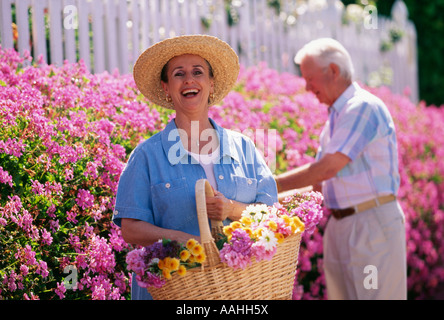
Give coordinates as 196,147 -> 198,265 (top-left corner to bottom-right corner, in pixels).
240,216 -> 252,226
180,250 -> 191,262
253,227 -> 264,238
292,216 -> 305,232
275,232 -> 285,244
268,220 -> 278,231
230,221 -> 242,229
195,252 -> 206,263
186,239 -> 197,251
177,265 -> 187,277
281,215 -> 291,225
223,225 -> 234,236
168,258 -> 180,271
191,244 -> 204,256
162,268 -> 172,280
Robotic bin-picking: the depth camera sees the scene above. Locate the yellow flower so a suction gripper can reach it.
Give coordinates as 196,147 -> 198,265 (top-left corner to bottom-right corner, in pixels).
191,244 -> 204,256
180,250 -> 191,262
168,258 -> 180,271
158,259 -> 165,270
177,265 -> 187,277
275,232 -> 285,244
292,216 -> 305,232
186,239 -> 197,250
253,227 -> 264,238
230,221 -> 242,229
195,252 -> 206,263
268,220 -> 278,231
240,216 -> 252,226
162,268 -> 172,280
163,257 -> 172,269
281,215 -> 291,225
223,225 -> 234,236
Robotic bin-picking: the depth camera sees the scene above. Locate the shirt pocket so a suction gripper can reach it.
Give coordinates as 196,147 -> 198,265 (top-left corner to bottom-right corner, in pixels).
233,175 -> 258,203
151,178 -> 195,230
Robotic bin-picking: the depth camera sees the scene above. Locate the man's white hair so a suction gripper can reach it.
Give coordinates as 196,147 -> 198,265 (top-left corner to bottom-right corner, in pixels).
294,38 -> 355,81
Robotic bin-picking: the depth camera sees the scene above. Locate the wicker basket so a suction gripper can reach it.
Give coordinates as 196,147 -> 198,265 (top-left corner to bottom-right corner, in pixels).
148,179 -> 302,300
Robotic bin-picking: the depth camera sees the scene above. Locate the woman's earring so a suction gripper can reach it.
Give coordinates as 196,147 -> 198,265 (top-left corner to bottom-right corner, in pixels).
209,93 -> 215,103
166,95 -> 172,103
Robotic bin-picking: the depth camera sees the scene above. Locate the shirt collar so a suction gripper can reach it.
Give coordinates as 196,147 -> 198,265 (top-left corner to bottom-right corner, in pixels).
161,118 -> 241,165
330,81 -> 360,114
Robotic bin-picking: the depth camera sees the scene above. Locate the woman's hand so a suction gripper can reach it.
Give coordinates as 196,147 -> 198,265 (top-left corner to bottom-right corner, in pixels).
205,190 -> 246,221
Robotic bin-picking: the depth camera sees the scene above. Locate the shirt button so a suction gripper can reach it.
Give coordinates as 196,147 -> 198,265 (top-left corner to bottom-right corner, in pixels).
113,210 -> 118,216
218,175 -> 224,180
247,179 -> 252,185
165,183 -> 171,189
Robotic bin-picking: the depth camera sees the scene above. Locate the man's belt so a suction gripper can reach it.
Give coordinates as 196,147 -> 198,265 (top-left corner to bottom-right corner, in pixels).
329,194 -> 396,220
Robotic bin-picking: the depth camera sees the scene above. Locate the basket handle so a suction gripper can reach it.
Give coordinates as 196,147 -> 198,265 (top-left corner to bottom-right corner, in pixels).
195,179 -> 221,267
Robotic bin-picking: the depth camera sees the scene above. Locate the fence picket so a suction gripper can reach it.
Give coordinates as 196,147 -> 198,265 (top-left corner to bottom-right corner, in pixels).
15,0 -> 31,56
77,0 -> 91,70
0,0 -> 13,50
48,0 -> 63,66
117,0 -> 129,73
63,0 -> 76,64
31,0 -> 47,61
105,0 -> 118,71
91,0 -> 105,73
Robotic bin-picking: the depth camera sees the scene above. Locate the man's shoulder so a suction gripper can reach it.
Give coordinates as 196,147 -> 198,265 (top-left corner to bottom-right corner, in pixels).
347,87 -> 387,113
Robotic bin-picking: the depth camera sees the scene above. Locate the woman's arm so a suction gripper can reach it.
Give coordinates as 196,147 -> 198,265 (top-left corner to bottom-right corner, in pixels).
121,218 -> 200,247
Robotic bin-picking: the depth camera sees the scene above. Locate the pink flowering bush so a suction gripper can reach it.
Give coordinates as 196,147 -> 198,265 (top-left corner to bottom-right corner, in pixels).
1,46 -> 443,300
0,46 -> 163,299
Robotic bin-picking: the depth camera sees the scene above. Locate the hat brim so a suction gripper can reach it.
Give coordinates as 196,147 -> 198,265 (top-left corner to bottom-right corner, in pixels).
133,35 -> 240,109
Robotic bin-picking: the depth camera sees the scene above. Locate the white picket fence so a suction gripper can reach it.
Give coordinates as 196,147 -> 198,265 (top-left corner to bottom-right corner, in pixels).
0,0 -> 418,101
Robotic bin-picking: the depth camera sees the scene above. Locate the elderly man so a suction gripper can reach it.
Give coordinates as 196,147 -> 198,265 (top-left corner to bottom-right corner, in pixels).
275,38 -> 406,300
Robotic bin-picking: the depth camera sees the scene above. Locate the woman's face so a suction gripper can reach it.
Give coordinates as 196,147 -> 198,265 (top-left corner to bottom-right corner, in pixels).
161,54 -> 214,115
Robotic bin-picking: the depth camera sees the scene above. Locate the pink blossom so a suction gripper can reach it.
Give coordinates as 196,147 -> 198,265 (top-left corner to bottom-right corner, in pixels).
66,210 -> 78,224
0,166 -> 13,187
75,189 -> 95,209
55,282 -> 66,299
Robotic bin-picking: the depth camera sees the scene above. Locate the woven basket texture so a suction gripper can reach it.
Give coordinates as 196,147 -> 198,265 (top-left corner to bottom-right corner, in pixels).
148,179 -> 302,300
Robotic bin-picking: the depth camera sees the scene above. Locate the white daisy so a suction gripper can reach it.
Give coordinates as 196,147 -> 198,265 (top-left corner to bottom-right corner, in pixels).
242,204 -> 269,224
258,228 -> 278,251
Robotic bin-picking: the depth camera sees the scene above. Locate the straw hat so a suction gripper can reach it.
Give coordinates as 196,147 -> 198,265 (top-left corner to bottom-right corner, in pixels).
133,34 -> 240,109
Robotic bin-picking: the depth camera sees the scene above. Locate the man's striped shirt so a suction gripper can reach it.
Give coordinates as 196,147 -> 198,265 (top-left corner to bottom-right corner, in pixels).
316,82 -> 400,209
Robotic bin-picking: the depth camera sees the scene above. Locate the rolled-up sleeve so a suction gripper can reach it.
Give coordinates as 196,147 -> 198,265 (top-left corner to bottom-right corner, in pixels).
112,147 -> 154,227
249,139 -> 278,206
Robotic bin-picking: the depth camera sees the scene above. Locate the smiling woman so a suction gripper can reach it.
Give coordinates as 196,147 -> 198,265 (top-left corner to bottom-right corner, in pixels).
113,35 -> 278,300
160,54 -> 215,119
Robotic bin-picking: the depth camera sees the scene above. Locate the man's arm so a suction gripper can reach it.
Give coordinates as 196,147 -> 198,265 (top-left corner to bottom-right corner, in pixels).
275,152 -> 351,193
